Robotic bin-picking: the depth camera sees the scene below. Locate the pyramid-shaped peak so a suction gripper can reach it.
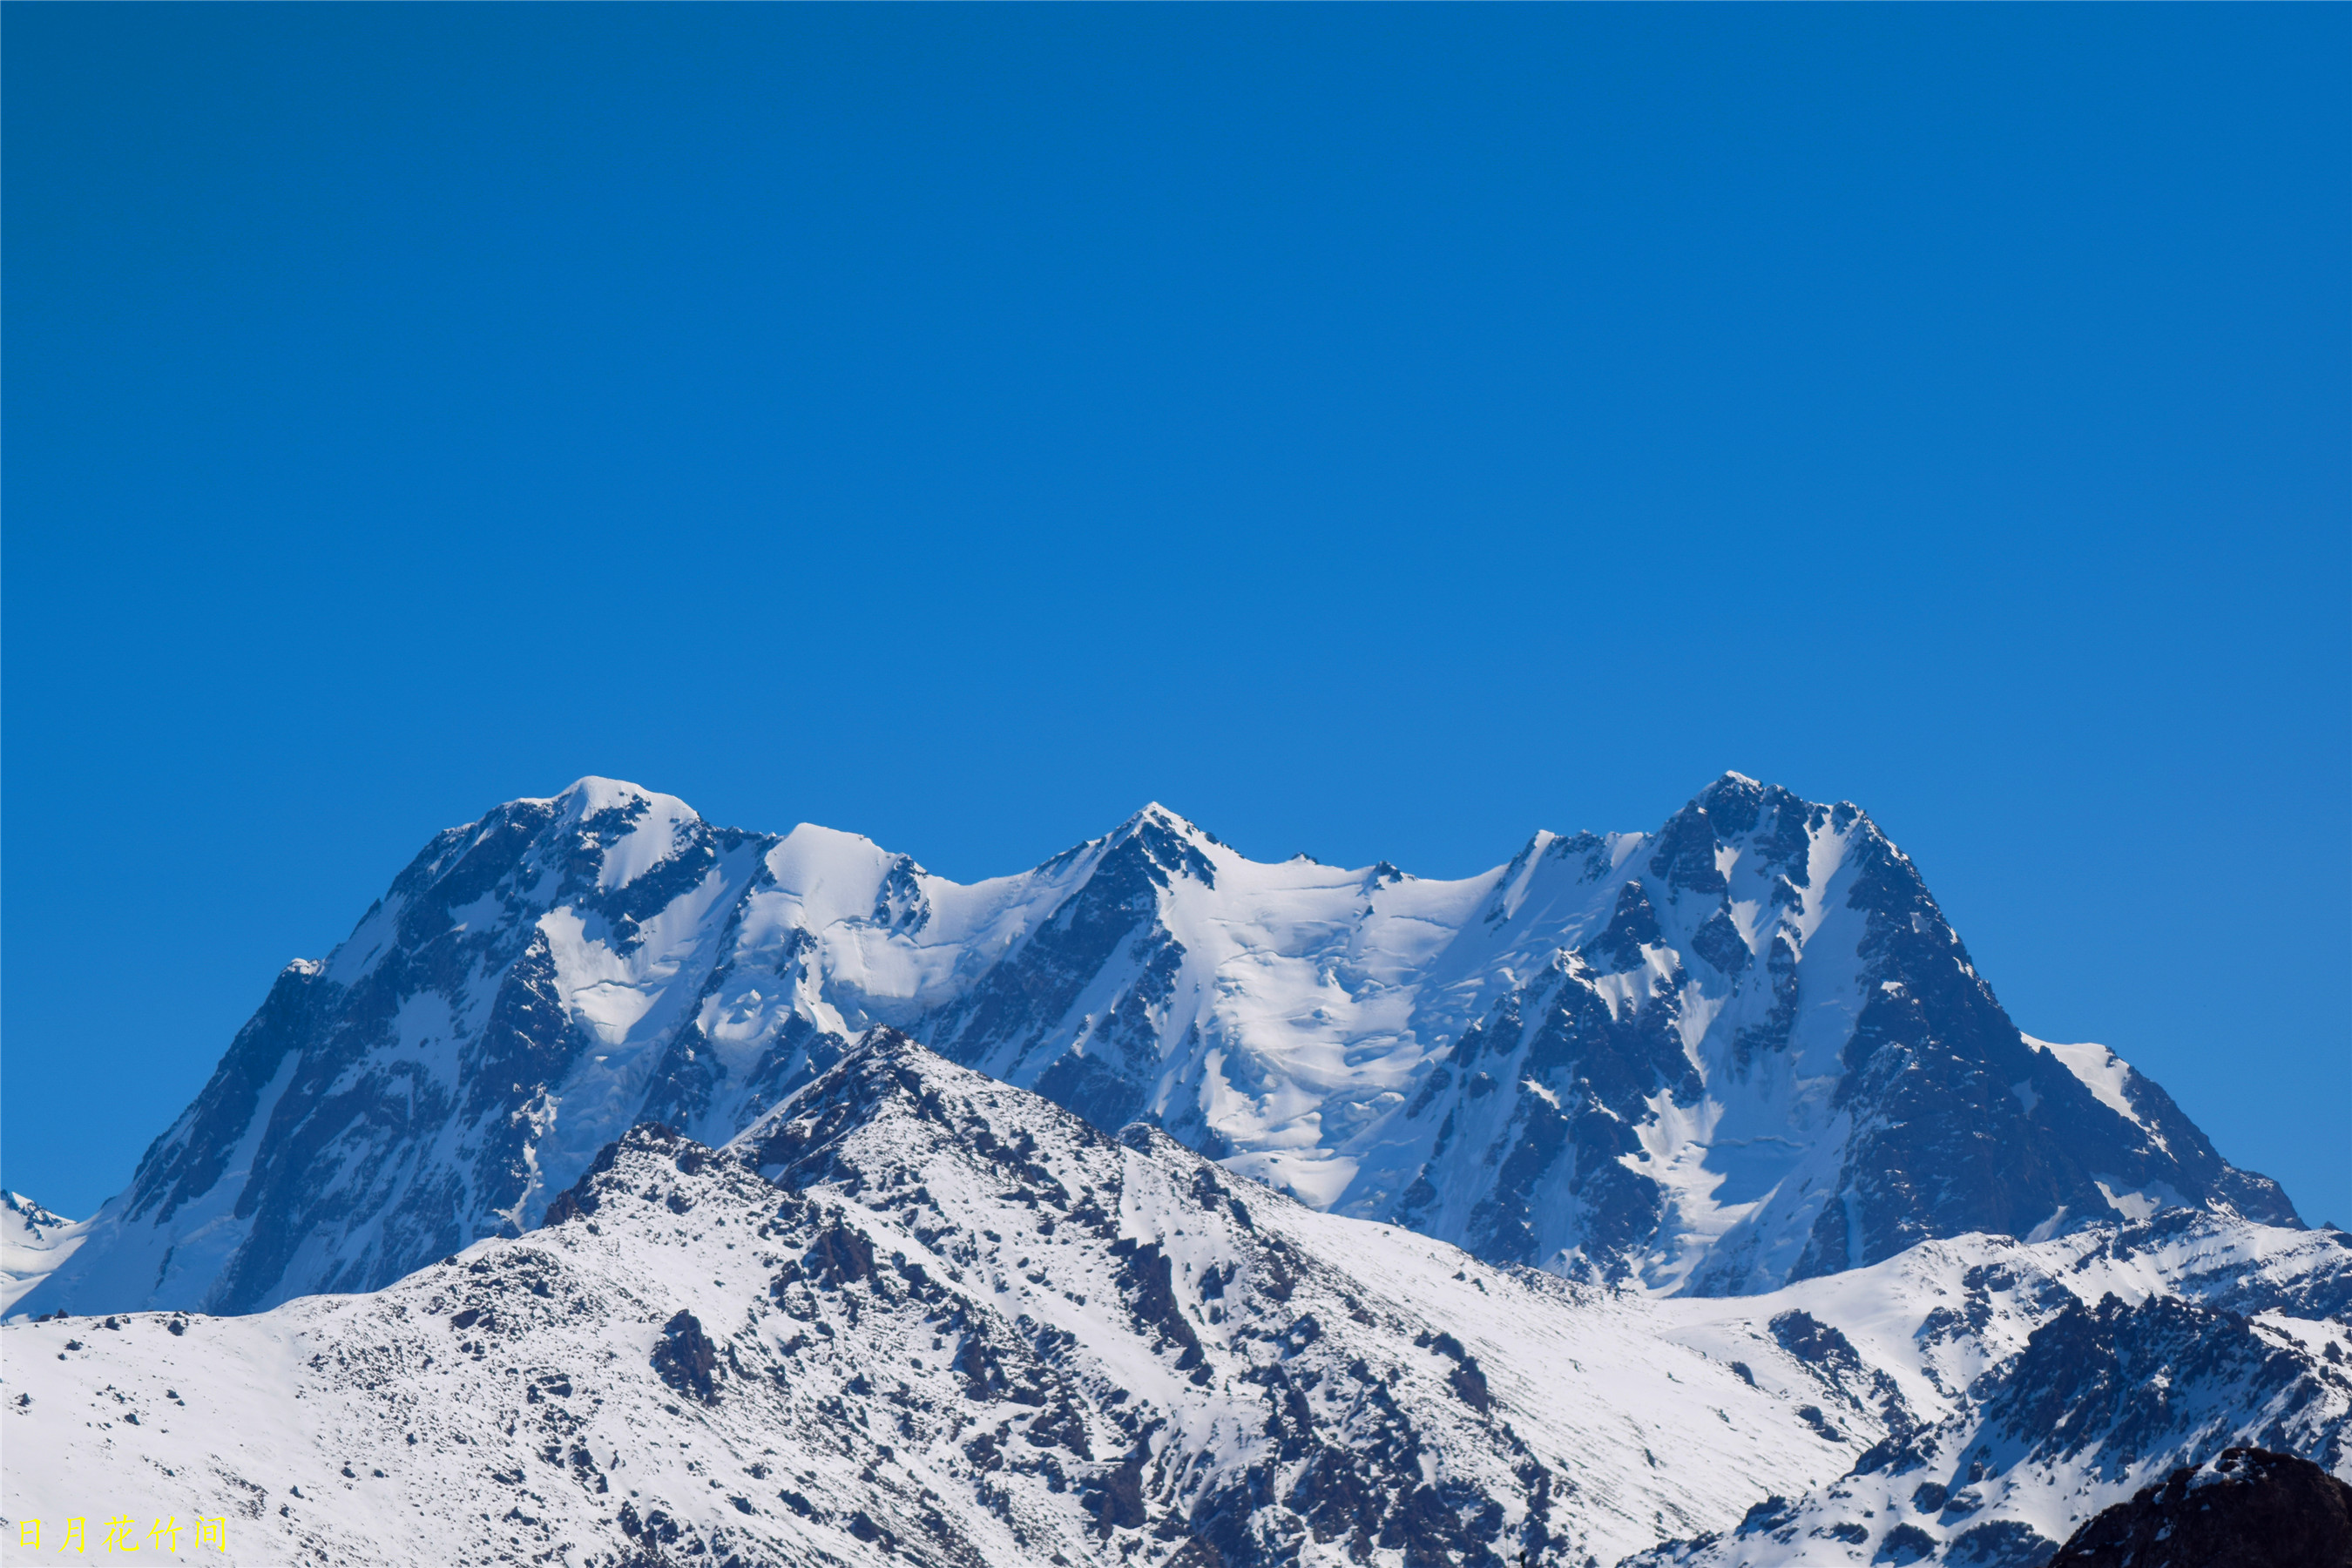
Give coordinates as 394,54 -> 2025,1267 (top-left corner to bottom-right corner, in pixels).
758,1027 -> 977,1117
731,1025 -> 1112,1187
1110,801 -> 1227,849
1122,800 -> 1200,832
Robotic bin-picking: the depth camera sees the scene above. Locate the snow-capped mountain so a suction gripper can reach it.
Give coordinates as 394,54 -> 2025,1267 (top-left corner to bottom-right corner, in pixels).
5,1035 -> 2344,1568
12,774 -> 2296,1320
1,1190 -> 87,1316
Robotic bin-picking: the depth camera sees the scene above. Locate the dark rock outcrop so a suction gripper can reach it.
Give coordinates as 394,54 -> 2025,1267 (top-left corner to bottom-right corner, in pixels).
650,1309 -> 720,1404
2042,1447 -> 2352,1568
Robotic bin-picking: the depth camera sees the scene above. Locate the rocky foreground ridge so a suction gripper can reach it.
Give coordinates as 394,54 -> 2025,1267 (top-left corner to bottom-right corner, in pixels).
4,1036 -> 2347,1567
2039,1446 -> 2352,1568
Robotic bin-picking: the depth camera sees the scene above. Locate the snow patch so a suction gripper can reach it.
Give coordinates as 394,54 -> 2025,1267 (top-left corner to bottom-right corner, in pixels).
2029,1035 -> 2146,1128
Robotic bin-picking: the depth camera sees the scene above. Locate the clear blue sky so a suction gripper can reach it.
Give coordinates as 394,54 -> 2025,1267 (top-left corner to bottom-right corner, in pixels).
5,6 -> 2345,1227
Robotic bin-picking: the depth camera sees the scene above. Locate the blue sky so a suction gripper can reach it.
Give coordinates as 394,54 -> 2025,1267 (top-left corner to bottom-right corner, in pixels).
4,6 -> 2346,1226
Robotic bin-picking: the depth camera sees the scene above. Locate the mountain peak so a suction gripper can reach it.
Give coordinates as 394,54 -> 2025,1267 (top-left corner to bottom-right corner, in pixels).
17,774 -> 2300,1325
1111,801 -> 1219,845
3,1188 -> 90,1316
1685,769 -> 1775,821
544,774 -> 700,824
3,1189 -> 69,1232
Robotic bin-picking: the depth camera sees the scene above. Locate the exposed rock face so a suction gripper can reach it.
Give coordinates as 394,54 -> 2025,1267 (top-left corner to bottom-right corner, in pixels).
650,1308 -> 720,1404
0,1037 -> 1866,1567
1,1189 -> 87,1315
4,1036 -> 2347,1568
1618,1212 -> 2352,1567
2043,1447 -> 2352,1568
1389,777 -> 2295,1294
12,774 -> 2298,1319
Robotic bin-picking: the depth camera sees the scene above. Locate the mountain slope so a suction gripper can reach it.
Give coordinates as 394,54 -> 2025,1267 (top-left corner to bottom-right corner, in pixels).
5,1036 -> 2343,1568
13,774 -> 2295,1319
1,1191 -> 86,1315
1629,1212 -> 2352,1565
0,1036 -> 1864,1567
1375,778 -> 2297,1293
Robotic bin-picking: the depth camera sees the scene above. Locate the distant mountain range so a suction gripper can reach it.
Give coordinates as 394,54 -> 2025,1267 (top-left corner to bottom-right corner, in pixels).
10,773 -> 2298,1321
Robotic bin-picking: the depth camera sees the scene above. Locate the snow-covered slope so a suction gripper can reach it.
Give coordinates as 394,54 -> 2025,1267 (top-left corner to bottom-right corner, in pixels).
0,1037 -> 1857,1567
5,1036 -> 2343,1568
1630,1215 -> 2352,1565
12,774 -> 2296,1320
1,1191 -> 87,1315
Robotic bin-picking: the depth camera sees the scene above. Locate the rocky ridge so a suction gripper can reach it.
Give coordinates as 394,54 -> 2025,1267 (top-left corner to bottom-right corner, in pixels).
14,774 -> 2296,1321
2040,1446 -> 2352,1568
4,1035 -> 2345,1567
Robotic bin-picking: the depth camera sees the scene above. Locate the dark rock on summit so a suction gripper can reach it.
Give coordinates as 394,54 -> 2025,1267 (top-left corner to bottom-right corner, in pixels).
2042,1447 -> 2352,1568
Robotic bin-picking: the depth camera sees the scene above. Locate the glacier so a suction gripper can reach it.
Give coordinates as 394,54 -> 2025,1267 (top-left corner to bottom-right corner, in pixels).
10,771 -> 2297,1321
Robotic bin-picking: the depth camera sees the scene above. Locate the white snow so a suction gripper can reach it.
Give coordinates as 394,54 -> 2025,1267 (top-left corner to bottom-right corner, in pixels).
20,777 -> 2250,1327
2029,1035 -> 2146,1127
8,1039 -> 2342,1568
0,1192 -> 88,1316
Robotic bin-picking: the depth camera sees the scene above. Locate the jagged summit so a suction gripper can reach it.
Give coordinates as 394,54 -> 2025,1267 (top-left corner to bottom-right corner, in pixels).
713,1025 -> 963,1169
1,1190 -> 69,1232
10,776 -> 2296,1323
1109,800 -> 1221,843
1,1188 -> 89,1316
